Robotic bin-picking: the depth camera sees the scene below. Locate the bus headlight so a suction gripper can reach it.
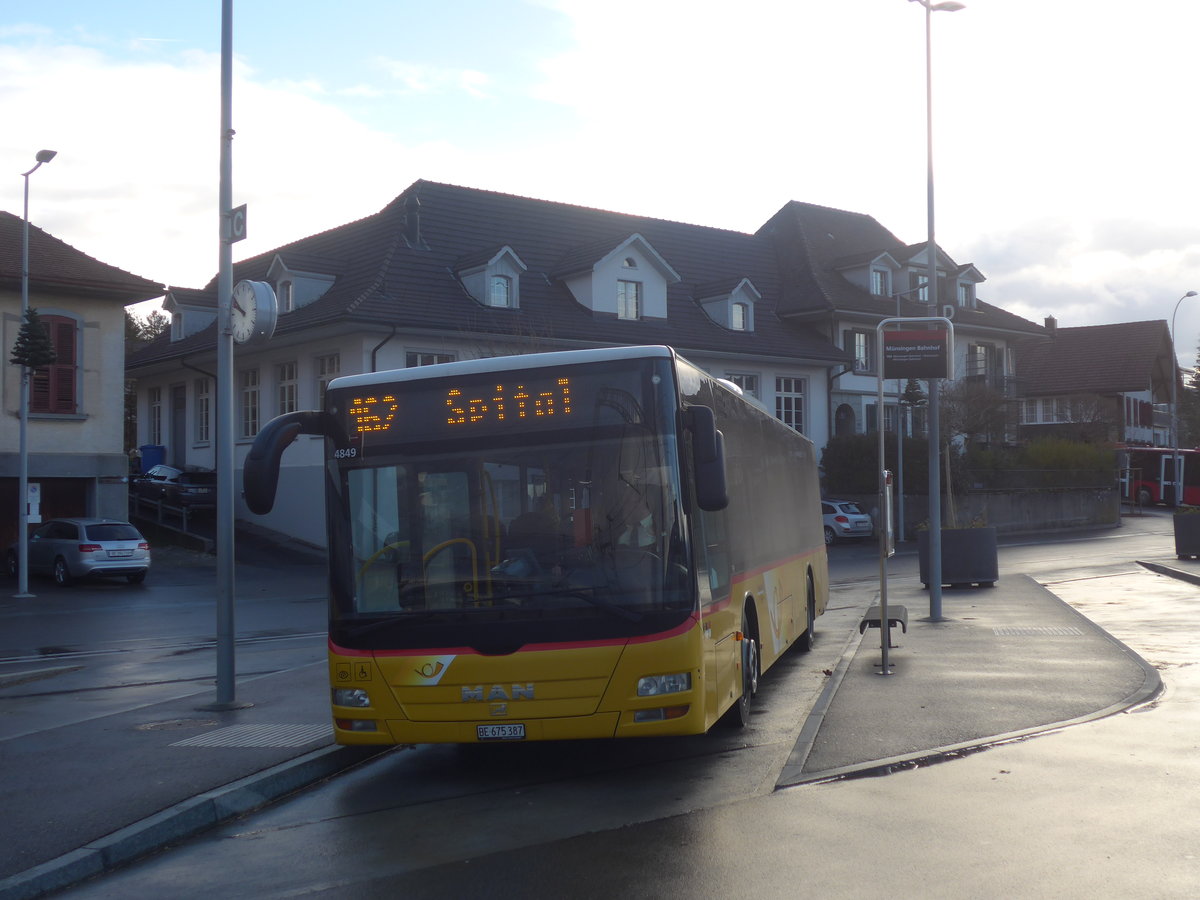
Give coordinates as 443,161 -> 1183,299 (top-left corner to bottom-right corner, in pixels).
332,688 -> 372,708
637,673 -> 691,696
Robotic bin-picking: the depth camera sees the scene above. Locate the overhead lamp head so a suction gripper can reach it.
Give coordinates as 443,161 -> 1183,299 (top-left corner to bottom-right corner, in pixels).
35,149 -> 57,164
931,1 -> 966,10
1186,291 -> 1198,298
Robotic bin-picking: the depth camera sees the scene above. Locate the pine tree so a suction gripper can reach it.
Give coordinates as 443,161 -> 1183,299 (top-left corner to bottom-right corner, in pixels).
9,307 -> 57,369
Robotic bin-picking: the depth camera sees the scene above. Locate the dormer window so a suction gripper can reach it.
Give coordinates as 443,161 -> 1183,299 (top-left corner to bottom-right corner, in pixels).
958,282 -> 974,307
278,280 -> 294,313
456,245 -> 526,310
490,275 -> 513,308
697,277 -> 759,332
871,269 -> 890,296
618,280 -> 642,320
731,302 -> 749,331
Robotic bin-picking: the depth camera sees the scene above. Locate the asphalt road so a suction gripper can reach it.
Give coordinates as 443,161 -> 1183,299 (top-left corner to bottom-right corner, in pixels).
49,510 -> 1200,899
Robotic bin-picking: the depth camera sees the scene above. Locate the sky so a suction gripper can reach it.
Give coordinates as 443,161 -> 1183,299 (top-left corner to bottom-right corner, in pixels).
6,0 -> 1200,363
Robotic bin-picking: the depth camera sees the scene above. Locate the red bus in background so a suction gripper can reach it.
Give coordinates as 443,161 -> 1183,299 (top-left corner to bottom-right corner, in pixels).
1120,447 -> 1200,506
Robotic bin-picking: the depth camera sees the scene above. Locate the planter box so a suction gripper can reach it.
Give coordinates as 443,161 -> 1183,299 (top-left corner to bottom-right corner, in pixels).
917,526 -> 999,588
1173,513 -> 1200,560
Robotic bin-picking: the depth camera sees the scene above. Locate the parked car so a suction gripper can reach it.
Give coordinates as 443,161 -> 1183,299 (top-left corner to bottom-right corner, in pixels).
132,464 -> 217,511
821,500 -> 873,545
5,517 -> 151,586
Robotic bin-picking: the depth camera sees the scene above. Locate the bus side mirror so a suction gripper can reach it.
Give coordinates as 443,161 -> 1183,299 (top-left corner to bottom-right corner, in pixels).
243,411 -> 341,515
688,405 -> 728,511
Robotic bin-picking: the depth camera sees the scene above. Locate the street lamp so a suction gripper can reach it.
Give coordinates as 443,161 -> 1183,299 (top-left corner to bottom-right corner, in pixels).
909,0 -> 962,620
1170,290 -> 1197,506
15,148 -> 57,600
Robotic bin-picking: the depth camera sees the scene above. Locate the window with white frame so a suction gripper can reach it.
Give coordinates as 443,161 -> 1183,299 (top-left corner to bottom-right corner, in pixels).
844,329 -> 874,373
278,280 -> 294,313
871,269 -> 890,296
1023,398 -> 1039,424
194,378 -> 210,443
406,351 -> 454,368
489,275 -> 512,308
148,386 -> 163,445
239,369 -> 260,438
277,361 -> 298,416
617,280 -> 642,320
731,302 -> 749,331
316,353 -> 340,410
775,376 -> 805,432
725,372 -> 760,398
958,282 -> 974,307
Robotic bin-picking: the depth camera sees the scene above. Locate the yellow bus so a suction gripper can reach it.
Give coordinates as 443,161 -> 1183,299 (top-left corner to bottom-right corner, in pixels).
245,346 -> 828,744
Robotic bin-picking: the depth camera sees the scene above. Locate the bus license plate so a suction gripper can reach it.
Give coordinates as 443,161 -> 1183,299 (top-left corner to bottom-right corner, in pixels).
477,723 -> 525,741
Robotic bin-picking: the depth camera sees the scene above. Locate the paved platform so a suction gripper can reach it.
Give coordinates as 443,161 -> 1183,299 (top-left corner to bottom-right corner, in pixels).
779,569 -> 1168,787
2,556 -> 1192,900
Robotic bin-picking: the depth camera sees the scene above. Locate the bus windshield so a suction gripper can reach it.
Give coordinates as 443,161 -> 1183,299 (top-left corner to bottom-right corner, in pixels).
327,358 -> 692,649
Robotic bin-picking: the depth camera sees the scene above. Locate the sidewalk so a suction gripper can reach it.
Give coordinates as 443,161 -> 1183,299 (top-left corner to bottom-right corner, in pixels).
779,561 -> 1180,787
2,555 -> 1190,900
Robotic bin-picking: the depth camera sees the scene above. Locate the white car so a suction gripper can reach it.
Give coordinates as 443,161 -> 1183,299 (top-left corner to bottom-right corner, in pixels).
821,500 -> 873,545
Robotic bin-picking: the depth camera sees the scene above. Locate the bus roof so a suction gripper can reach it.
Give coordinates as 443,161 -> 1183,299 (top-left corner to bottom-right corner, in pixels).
329,345 -> 679,393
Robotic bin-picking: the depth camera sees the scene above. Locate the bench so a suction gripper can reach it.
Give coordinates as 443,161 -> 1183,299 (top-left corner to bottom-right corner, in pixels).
859,604 -> 908,648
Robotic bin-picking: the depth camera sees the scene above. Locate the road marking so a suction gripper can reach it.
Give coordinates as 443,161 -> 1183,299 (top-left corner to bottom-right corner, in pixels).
170,723 -> 332,748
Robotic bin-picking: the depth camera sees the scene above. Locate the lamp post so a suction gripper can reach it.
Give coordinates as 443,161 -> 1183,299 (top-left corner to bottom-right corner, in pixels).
909,0 -> 962,620
1170,290 -> 1197,506
15,149 -> 57,600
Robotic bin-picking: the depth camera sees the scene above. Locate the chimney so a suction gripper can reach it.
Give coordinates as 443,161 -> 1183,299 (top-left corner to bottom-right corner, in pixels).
404,194 -> 421,248
1044,315 -> 1057,337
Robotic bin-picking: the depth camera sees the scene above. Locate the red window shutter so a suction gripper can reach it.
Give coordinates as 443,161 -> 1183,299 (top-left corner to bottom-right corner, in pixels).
30,316 -> 77,414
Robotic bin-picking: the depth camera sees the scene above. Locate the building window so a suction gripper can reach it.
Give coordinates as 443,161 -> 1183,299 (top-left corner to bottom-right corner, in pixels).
278,280 -> 294,313
622,257 -> 637,269
1023,398 -> 1039,424
731,302 -> 749,331
277,361 -> 298,416
725,372 -> 759,398
406,351 -> 454,368
29,314 -> 77,414
617,280 -> 642,320
844,329 -> 874,373
194,378 -> 210,443
148,386 -> 163,445
489,275 -> 512,308
958,282 -> 974,307
316,353 -> 340,410
239,369 -> 260,439
871,269 -> 890,296
909,271 -> 930,303
775,376 -> 805,432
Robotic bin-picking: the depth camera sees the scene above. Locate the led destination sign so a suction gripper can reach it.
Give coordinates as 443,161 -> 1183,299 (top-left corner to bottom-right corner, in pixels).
344,371 -> 590,441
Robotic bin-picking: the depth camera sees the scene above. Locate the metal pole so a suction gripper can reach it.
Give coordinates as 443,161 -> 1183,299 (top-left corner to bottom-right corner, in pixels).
209,0 -> 242,709
16,152 -> 53,600
16,168 -> 34,599
1170,291 -> 1196,507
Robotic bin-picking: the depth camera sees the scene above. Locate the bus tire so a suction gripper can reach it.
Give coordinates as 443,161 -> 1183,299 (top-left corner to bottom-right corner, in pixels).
1137,488 -> 1152,507
724,607 -> 759,729
797,573 -> 816,653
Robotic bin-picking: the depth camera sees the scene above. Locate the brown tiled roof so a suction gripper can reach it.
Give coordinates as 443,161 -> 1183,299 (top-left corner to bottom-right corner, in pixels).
1014,321 -> 1173,398
129,181 -> 850,369
0,211 -> 163,302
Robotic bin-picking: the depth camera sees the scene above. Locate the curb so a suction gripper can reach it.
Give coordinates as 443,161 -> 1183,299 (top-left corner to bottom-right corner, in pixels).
1136,559 -> 1200,587
0,744 -> 388,900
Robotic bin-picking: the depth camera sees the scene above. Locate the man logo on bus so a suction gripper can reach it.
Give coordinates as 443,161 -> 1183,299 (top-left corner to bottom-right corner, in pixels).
461,684 -> 535,702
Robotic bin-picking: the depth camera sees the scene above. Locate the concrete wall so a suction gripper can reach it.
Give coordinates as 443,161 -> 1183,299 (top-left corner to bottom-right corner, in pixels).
841,487 -> 1121,538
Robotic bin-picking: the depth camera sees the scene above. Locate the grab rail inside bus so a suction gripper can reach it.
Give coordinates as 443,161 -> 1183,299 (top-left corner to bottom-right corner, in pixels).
244,410 -> 343,515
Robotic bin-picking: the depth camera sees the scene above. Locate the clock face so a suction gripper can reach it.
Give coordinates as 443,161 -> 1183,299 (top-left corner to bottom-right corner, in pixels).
231,280 -> 278,344
231,282 -> 257,343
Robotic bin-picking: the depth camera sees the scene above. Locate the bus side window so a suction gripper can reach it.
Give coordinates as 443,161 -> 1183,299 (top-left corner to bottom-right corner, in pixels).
697,508 -> 730,600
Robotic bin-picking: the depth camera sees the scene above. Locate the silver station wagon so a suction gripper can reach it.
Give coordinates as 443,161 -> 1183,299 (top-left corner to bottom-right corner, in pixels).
5,517 -> 151,586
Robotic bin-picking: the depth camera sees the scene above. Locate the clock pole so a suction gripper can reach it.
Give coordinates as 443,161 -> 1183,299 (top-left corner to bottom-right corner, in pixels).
205,0 -> 248,710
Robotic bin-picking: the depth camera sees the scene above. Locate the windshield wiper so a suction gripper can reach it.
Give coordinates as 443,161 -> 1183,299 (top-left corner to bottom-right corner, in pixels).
492,584 -> 644,622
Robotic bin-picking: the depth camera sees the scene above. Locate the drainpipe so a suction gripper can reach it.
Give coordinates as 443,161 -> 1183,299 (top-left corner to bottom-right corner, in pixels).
371,326 -> 398,373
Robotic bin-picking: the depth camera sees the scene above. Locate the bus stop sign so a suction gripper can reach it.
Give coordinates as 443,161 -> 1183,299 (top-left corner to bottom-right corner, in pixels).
883,329 -> 951,380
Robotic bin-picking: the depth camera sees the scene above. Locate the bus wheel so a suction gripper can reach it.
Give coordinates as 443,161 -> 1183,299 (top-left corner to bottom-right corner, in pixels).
726,626 -> 758,729
797,575 -> 816,653
1137,488 -> 1152,507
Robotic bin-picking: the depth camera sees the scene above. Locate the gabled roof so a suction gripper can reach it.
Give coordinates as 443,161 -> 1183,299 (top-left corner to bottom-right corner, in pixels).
129,180 -> 852,370
0,211 -> 162,303
1014,321 -> 1173,398
757,201 -> 1038,336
